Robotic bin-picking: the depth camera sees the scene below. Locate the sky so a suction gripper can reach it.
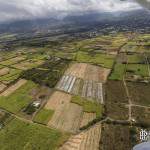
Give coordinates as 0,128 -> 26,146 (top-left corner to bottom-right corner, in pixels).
0,0 -> 149,23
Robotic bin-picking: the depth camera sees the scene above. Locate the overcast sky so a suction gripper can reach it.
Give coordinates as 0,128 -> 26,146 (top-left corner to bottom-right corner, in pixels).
0,0 -> 149,23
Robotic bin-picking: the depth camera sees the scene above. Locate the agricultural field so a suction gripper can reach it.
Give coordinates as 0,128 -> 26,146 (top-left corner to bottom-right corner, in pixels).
131,106 -> 150,126
127,82 -> 150,106
76,51 -> 115,68
21,58 -> 70,88
0,118 -> 69,150
100,124 -> 137,150
60,123 -> 101,150
0,33 -> 149,150
105,80 -> 129,120
0,80 -> 37,113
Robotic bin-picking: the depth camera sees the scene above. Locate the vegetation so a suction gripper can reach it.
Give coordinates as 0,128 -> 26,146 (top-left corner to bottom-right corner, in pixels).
34,108 -> 54,125
21,58 -> 70,88
0,81 -> 37,113
76,51 -> 115,68
71,96 -> 103,118
0,118 -> 69,150
109,63 -> 126,80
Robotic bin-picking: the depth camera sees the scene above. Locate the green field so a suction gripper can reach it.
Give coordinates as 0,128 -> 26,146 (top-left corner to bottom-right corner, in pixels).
34,108 -> 54,125
126,64 -> 149,77
0,81 -> 37,113
76,51 -> 115,68
109,63 -> 126,80
0,68 -> 22,83
71,96 -> 103,118
0,118 -> 69,150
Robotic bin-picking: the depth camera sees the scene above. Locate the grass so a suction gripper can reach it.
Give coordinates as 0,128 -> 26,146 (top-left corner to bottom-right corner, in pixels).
127,54 -> 145,64
109,63 -> 126,80
76,51 -> 115,68
0,118 -> 69,150
71,96 -> 103,118
0,81 -> 37,113
0,68 -> 22,82
126,64 -> 149,77
34,108 -> 54,125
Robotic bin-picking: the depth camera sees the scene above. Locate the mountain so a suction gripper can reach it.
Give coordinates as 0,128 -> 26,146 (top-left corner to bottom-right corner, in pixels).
0,9 -> 149,34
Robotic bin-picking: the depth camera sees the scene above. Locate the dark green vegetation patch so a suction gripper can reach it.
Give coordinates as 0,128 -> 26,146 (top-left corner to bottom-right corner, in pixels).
105,80 -> 129,120
127,82 -> 150,106
100,124 -> 138,150
21,58 -> 70,88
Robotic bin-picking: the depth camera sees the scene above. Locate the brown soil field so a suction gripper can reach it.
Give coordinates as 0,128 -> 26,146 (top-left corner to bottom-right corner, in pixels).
0,68 -> 10,76
45,91 -> 83,133
131,106 -> 150,126
106,103 -> 129,120
65,63 -> 110,83
59,123 -> 101,150
45,91 -> 71,110
80,112 -> 96,128
13,60 -> 44,70
127,82 -> 150,106
84,64 -> 110,83
9,56 -> 25,63
0,79 -> 27,96
0,83 -> 7,93
48,103 -> 83,133
105,80 -> 128,104
100,124 -> 133,150
65,63 -> 88,79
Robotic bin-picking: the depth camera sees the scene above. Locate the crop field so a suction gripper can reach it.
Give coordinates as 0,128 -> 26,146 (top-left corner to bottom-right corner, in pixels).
127,82 -> 150,106
80,112 -> 96,128
131,106 -> 150,126
0,118 -> 69,150
100,124 -> 135,150
56,75 -> 104,104
0,80 -> 37,113
0,56 -> 26,66
76,51 -> 115,68
106,80 -> 128,104
109,63 -> 126,80
0,79 -> 27,96
60,123 -> 101,150
65,63 -> 110,82
0,68 -> 22,84
0,67 -> 10,76
45,91 -> 83,133
0,83 -> 7,93
71,96 -> 103,118
126,64 -> 149,77
76,34 -> 127,54
21,58 -> 70,88
105,80 -> 129,120
12,59 -> 44,70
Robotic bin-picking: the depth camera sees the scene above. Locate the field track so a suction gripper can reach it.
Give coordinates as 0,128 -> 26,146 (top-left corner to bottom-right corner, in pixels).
59,123 -> 101,150
0,79 -> 27,96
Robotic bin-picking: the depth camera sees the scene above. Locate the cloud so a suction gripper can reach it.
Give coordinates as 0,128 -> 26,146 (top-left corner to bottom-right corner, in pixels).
0,0 -> 142,23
